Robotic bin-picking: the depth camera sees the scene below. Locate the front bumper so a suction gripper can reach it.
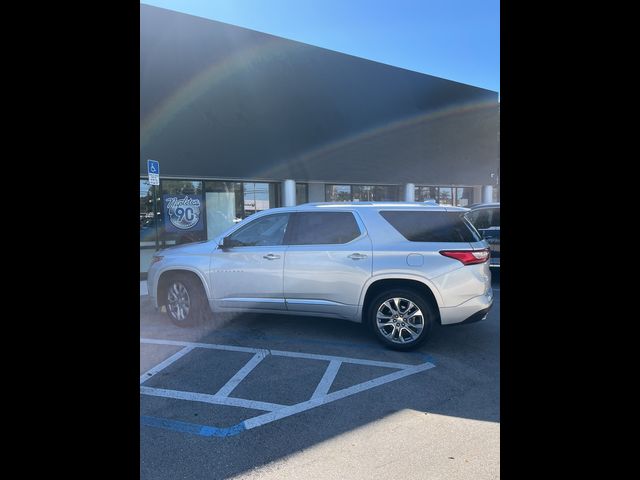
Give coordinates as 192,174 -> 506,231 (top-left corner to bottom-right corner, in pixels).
146,263 -> 160,309
438,287 -> 493,325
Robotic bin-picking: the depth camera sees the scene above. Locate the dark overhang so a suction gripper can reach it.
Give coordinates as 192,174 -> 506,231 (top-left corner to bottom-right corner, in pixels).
140,4 -> 499,185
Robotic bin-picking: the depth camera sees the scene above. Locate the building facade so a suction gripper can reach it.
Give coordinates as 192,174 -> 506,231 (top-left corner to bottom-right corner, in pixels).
140,5 -> 500,274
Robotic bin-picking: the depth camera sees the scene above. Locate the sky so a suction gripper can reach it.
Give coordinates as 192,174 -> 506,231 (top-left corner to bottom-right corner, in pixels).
141,0 -> 500,94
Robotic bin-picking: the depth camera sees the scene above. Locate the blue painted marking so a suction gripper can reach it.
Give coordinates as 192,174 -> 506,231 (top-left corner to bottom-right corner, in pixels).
141,415 -> 245,437
147,159 -> 159,175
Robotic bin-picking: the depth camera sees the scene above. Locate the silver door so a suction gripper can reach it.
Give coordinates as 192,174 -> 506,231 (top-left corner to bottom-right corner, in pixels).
211,213 -> 289,310
283,211 -> 372,319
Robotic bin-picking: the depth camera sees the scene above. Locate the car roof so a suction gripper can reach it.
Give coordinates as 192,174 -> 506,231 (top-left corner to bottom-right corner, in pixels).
269,202 -> 469,213
468,202 -> 500,209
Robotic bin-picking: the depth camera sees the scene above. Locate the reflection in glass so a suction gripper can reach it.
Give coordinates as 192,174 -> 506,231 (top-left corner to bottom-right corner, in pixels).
205,181 -> 243,240
325,185 -> 352,201
415,186 -> 438,202
140,179 -> 156,244
326,184 -> 399,202
243,182 -> 277,217
455,187 -> 473,207
438,187 -> 453,205
296,183 -> 308,205
140,179 -> 158,273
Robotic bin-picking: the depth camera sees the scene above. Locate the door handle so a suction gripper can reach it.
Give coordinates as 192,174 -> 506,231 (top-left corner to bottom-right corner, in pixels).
348,253 -> 368,260
263,253 -> 281,260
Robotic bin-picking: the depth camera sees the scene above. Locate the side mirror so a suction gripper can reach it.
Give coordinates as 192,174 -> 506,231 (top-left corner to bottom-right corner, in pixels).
220,236 -> 241,250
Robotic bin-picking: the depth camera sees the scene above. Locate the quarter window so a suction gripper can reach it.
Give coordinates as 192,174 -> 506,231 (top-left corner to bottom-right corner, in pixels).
380,211 -> 481,243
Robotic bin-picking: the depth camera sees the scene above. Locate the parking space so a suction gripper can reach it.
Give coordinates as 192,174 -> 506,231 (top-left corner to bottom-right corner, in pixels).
140,274 -> 499,479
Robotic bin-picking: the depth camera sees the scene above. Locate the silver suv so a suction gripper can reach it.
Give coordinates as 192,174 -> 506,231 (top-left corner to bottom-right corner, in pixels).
147,202 -> 493,350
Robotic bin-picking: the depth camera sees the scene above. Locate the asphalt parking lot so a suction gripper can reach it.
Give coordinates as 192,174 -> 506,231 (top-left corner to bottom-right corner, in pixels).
140,270 -> 500,480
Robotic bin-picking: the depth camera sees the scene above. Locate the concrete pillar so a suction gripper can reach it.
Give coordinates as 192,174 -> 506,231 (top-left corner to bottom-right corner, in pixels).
282,179 -> 296,207
482,185 -> 493,203
404,183 -> 415,202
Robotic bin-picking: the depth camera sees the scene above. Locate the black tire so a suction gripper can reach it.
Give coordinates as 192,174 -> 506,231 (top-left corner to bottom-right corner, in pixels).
368,289 -> 434,351
164,273 -> 209,327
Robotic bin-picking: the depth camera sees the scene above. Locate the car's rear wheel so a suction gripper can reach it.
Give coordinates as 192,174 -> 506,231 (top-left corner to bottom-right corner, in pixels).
368,289 -> 434,351
164,273 -> 208,327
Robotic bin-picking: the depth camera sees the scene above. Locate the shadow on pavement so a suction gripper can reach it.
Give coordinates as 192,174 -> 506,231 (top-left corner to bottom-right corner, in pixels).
140,276 -> 499,479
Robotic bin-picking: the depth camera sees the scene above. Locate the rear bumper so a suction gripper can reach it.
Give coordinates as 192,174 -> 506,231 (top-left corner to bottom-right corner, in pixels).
438,288 -> 493,325
455,306 -> 492,325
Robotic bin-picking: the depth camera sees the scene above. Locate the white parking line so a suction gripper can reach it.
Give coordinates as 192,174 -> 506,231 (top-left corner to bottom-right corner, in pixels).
140,338 -> 436,435
140,338 -> 423,369
140,338 -> 266,355
140,281 -> 148,296
270,349 -> 417,370
243,362 -> 435,430
311,360 -> 342,400
140,346 -> 195,385
215,352 -> 267,398
140,386 -> 284,412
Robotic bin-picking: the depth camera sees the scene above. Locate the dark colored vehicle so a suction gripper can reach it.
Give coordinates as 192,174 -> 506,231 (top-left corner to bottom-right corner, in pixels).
465,203 -> 500,267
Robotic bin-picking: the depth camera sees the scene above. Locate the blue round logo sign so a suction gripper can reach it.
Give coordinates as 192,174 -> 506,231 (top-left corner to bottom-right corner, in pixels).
165,195 -> 201,230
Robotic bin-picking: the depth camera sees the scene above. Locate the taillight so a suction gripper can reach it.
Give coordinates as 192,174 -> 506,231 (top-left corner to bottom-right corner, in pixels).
440,249 -> 490,265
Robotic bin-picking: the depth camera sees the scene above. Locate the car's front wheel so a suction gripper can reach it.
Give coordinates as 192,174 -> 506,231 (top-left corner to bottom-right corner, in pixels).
164,273 -> 208,327
368,289 -> 434,351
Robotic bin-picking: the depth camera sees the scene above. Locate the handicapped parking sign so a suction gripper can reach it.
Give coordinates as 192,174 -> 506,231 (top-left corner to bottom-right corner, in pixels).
147,159 -> 160,185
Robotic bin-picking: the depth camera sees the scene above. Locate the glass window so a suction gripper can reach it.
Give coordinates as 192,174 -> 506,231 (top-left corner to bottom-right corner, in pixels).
351,185 -> 373,202
204,181 -> 243,240
325,185 -> 352,202
491,208 -> 500,227
352,185 -> 399,202
380,211 -> 481,243
438,187 -> 453,205
228,213 -> 290,247
454,187 -> 474,207
160,180 -> 206,246
243,182 -> 279,217
140,179 -> 157,246
140,179 -> 159,273
466,208 -> 499,230
415,186 -> 438,202
287,212 -> 361,245
326,184 -> 399,202
296,183 -> 308,205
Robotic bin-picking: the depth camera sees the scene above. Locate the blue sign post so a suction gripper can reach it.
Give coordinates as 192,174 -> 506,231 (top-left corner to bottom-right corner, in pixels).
147,159 -> 160,185
147,160 -> 161,249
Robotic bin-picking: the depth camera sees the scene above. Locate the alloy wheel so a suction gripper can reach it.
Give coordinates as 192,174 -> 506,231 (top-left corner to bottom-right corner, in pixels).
376,297 -> 424,344
167,281 -> 191,322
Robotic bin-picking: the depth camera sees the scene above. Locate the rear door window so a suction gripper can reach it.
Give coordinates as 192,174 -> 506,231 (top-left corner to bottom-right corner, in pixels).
380,210 -> 481,242
286,212 -> 361,245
